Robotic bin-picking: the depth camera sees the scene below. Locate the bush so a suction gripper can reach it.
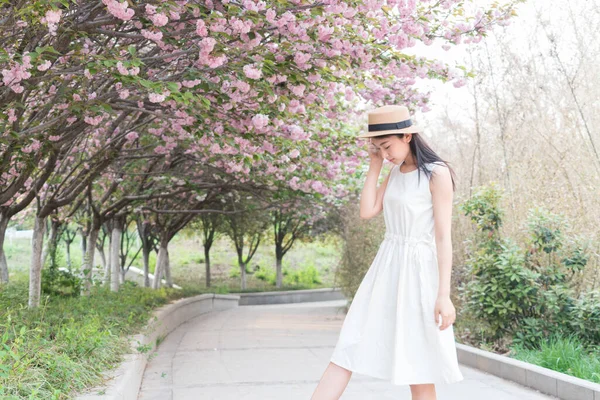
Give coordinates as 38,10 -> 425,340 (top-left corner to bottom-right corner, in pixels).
568,291 -> 600,345
333,200 -> 384,301
461,237 -> 540,340
254,266 -> 276,283
42,267 -> 82,297
525,206 -> 565,255
42,246 -> 82,298
285,264 -> 322,287
459,184 -> 597,350
512,317 -> 553,349
228,266 -> 240,278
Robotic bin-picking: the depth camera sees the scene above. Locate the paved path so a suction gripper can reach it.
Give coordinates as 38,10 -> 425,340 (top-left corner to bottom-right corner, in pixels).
138,300 -> 558,400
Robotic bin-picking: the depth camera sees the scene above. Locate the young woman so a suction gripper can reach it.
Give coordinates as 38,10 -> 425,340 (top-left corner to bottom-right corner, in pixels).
311,105 -> 463,400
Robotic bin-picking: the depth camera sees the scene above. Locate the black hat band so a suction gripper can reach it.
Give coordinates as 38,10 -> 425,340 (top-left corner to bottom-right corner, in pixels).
368,118 -> 413,132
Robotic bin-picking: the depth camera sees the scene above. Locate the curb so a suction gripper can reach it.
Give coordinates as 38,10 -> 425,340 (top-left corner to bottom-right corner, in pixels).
75,293 -> 240,400
233,287 -> 346,305
456,343 -> 600,400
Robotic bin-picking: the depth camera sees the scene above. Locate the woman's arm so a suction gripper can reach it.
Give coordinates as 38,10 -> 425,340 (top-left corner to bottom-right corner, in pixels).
430,163 -> 456,330
359,158 -> 390,219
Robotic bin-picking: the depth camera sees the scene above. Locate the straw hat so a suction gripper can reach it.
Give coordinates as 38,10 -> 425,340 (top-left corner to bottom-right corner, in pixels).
358,105 -> 424,138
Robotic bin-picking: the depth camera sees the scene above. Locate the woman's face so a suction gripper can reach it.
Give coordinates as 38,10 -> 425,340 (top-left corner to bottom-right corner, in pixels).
371,134 -> 412,164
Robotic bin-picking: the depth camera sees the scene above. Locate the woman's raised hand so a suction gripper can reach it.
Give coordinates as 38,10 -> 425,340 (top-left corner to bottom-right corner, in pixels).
367,139 -> 383,162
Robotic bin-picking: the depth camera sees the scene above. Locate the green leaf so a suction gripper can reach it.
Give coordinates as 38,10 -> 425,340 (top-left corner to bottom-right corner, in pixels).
166,82 -> 181,92
100,103 -> 113,113
139,79 -> 153,89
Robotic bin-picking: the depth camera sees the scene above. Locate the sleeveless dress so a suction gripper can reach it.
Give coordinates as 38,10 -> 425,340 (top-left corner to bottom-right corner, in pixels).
329,161 -> 464,385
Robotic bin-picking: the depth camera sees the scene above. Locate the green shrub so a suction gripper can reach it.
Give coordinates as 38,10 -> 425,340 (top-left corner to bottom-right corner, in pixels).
254,266 -> 275,283
228,266 -> 240,278
42,267 -> 82,298
42,246 -> 82,298
460,183 -> 504,233
568,291 -> 600,345
526,206 -> 565,254
285,264 -> 321,287
560,245 -> 588,274
461,237 -> 540,340
512,317 -> 560,349
333,200 -> 384,301
459,184 -> 598,352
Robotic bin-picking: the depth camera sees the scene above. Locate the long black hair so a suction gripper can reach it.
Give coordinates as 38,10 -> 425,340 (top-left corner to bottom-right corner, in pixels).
379,132 -> 457,192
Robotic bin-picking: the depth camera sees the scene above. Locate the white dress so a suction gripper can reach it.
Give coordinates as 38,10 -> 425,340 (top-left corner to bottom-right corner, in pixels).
330,161 -> 464,385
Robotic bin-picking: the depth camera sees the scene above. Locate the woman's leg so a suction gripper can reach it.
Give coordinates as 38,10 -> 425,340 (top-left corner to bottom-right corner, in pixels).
409,383 -> 437,400
310,361 -> 353,400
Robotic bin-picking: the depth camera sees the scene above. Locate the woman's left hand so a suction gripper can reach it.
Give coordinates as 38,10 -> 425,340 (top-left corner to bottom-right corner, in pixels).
434,296 -> 456,330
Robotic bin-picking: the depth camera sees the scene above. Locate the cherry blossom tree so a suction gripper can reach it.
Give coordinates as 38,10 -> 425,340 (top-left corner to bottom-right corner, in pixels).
0,0 -> 524,306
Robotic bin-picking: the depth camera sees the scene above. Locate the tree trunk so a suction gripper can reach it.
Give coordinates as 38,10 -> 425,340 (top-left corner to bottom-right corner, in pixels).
120,264 -> 125,285
66,241 -> 72,269
0,213 -> 11,284
98,245 -> 106,272
152,241 -> 167,289
275,241 -> 284,288
276,257 -> 283,288
104,225 -> 112,287
110,224 -> 121,292
240,261 -> 247,290
204,245 -> 211,288
96,231 -> 106,276
82,226 -> 100,296
28,215 -> 47,308
42,217 -> 60,268
164,247 -> 172,288
136,220 -> 153,288
142,245 -> 151,287
80,229 -> 87,260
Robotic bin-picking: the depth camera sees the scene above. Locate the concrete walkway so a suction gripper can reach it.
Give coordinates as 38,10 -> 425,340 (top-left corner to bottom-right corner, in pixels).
137,300 -> 558,400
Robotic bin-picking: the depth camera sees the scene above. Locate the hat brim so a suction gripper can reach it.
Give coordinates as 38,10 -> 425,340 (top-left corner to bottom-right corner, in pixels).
357,124 -> 424,138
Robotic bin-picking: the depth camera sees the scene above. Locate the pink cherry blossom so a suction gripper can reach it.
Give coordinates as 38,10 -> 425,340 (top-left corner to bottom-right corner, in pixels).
84,115 -> 103,126
149,13 -> 169,27
102,0 -> 135,21
196,20 -> 208,37
126,131 -> 139,142
252,114 -> 269,130
7,109 -> 17,123
141,29 -> 163,41
243,64 -> 262,79
149,91 -> 170,103
290,84 -> 306,97
41,9 -> 62,35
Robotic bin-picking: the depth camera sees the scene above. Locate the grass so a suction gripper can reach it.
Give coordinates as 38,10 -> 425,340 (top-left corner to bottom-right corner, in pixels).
0,275 -> 185,400
455,311 -> 600,384
509,333 -> 600,384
